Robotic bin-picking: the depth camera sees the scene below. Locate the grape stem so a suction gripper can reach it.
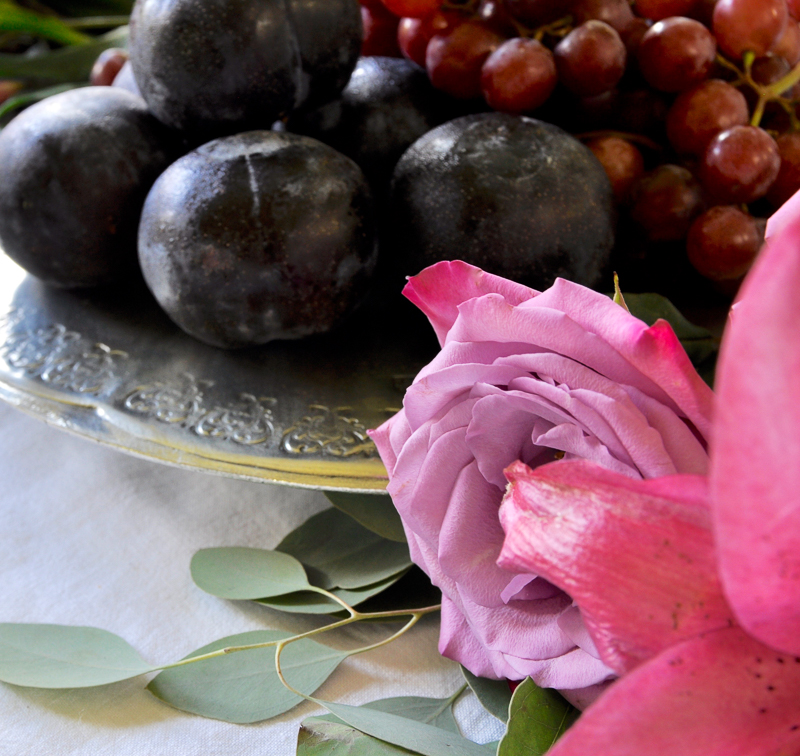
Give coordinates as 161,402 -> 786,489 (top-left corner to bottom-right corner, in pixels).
715,52 -> 800,128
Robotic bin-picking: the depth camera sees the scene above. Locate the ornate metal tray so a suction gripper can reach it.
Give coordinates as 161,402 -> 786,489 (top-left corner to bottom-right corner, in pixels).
0,251 -> 439,491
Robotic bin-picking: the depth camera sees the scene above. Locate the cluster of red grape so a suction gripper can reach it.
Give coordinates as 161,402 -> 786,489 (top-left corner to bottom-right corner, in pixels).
359,0 -> 800,292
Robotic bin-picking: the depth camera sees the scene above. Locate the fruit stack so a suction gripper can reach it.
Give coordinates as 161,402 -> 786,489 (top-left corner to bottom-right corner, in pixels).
361,0 -> 800,291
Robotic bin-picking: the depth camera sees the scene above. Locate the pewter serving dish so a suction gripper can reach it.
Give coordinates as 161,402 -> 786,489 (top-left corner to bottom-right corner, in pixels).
0,251 -> 438,491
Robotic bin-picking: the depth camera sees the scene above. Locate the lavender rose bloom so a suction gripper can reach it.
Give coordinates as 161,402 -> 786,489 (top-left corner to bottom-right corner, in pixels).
369,261 -> 714,698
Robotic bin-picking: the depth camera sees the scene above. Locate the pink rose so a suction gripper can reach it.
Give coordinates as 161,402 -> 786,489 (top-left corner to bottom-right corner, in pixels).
369,260 -> 714,696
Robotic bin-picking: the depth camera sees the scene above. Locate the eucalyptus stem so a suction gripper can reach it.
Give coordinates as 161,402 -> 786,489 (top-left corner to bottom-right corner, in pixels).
156,603 -> 442,672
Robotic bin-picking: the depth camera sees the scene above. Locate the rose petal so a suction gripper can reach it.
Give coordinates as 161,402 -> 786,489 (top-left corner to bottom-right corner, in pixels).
499,460 -> 734,673
403,260 -> 538,345
712,210 -> 800,656
524,279 -> 714,440
546,626 -> 800,756
765,187 -> 800,240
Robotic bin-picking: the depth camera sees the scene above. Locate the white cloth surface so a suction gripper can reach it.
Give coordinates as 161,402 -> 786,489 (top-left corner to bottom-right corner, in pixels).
0,401 -> 505,755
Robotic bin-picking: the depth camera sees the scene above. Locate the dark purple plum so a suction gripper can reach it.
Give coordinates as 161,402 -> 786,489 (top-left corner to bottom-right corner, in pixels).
388,112 -> 615,289
128,0 -> 362,143
0,87 -> 179,288
287,56 -> 473,202
138,131 -> 376,349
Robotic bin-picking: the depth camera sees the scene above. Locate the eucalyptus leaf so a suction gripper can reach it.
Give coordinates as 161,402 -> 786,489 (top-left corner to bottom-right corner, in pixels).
148,630 -> 348,723
317,694 -> 461,733
496,678 -> 579,756
277,508 -> 411,590
461,667 -> 512,723
0,2 -> 93,46
324,491 -> 406,543
622,292 -> 720,367
190,547 -> 311,599
298,718 -> 416,756
0,26 -> 128,82
0,623 -> 154,688
257,570 -> 409,615
316,700 -> 491,756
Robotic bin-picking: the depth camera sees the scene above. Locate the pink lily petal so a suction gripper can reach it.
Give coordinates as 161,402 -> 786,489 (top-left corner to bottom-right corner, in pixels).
546,625 -> 800,756
499,460 -> 734,674
712,207 -> 800,656
402,260 -> 538,346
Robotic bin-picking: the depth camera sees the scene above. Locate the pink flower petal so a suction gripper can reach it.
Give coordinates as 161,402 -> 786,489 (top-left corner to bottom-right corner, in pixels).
499,460 -> 734,673
402,260 -> 538,345
712,210 -> 800,656
526,279 -> 715,441
546,626 -> 800,756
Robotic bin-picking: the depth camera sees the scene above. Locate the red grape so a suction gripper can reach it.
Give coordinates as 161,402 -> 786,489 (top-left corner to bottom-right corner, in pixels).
586,136 -> 646,204
554,20 -> 627,96
666,79 -> 749,155
635,0 -> 700,22
362,4 -> 403,57
699,125 -> 781,203
621,17 -> 653,57
381,0 -> 439,19
637,17 -> 716,92
481,37 -> 557,112
398,17 -> 429,65
427,21 -> 506,99
687,205 -> 764,280
476,0 -> 519,35
772,18 -> 800,64
630,164 -> 705,241
713,0 -> 789,59
90,48 -> 129,87
572,0 -> 635,32
767,132 -> 800,207
688,0 -> 719,26
790,0 -> 800,18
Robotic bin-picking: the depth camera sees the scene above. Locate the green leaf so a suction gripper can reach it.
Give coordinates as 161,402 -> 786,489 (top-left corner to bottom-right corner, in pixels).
257,570 -> 409,615
314,700 -> 491,756
0,26 -> 128,82
0,2 -> 93,46
147,630 -> 348,724
44,0 -> 133,17
622,292 -> 719,368
297,693 -> 462,756
0,623 -> 154,688
496,678 -> 579,756
461,667 -> 513,723
190,547 -> 312,599
298,718 -> 416,756
324,491 -> 406,543
277,508 -> 411,590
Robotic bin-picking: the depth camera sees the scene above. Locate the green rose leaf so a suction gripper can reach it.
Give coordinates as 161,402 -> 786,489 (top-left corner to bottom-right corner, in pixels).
147,630 -> 348,724
257,570 -> 409,615
190,546 -> 312,599
461,667 -> 513,723
314,699 -> 491,756
0,623 -> 154,688
277,507 -> 411,590
496,678 -> 579,756
324,491 -> 406,543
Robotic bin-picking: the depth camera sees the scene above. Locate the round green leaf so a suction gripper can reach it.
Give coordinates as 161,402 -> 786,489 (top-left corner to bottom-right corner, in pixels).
277,508 -> 411,590
0,623 -> 154,688
324,491 -> 406,543
462,667 -> 513,723
190,547 -> 311,599
148,630 -> 348,724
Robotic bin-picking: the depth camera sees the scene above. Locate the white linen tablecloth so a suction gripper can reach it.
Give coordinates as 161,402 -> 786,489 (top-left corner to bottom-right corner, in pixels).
0,400 -> 504,755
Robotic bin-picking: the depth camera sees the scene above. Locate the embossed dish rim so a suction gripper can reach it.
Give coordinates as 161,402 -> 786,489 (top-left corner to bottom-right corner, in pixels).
0,254 -> 395,493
